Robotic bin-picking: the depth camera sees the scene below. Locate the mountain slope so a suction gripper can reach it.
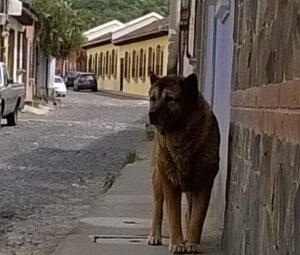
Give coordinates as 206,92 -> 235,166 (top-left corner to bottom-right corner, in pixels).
73,0 -> 169,27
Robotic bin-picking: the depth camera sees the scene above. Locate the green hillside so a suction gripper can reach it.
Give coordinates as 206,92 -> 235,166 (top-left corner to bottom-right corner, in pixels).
73,0 -> 169,28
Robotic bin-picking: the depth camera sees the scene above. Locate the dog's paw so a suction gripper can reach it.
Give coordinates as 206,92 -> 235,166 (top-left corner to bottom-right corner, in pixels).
148,235 -> 162,246
185,243 -> 201,254
168,243 -> 186,254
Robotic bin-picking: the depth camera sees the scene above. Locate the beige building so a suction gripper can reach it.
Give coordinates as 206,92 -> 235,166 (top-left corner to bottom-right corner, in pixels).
83,17 -> 168,97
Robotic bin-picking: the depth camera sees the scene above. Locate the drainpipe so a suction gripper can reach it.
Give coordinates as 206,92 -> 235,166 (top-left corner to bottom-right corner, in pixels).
167,0 -> 181,75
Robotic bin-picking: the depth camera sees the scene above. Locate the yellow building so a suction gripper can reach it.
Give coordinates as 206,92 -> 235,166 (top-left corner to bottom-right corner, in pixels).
82,18 -> 168,97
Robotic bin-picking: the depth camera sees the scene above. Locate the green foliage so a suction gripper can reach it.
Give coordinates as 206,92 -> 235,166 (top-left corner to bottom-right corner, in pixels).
125,150 -> 137,164
73,0 -> 169,27
32,0 -> 94,57
146,128 -> 155,142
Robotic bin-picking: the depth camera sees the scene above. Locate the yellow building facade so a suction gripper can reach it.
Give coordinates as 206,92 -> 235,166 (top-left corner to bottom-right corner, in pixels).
87,43 -> 121,92
83,18 -> 169,97
118,36 -> 168,96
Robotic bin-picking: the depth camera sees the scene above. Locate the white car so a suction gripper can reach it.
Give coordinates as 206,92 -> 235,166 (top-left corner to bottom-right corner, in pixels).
54,76 -> 67,97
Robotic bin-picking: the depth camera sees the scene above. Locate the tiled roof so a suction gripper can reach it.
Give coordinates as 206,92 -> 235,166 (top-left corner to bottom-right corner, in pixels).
82,32 -> 112,49
82,17 -> 169,49
113,18 -> 169,45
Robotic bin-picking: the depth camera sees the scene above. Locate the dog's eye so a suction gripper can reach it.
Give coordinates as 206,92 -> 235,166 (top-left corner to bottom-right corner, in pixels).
150,96 -> 156,102
165,95 -> 175,102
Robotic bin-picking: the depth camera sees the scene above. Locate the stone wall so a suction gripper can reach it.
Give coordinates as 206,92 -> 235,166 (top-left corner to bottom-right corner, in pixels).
223,0 -> 300,254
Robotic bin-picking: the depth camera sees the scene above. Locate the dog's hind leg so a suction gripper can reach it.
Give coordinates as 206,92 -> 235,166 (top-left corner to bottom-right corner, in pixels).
148,170 -> 164,246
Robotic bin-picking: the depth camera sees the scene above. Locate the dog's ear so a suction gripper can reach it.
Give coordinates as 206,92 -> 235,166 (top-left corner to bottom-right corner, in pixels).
150,72 -> 160,85
181,73 -> 199,100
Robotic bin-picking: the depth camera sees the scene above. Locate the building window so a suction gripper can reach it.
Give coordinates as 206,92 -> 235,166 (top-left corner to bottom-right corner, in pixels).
139,49 -> 144,77
152,52 -> 155,73
156,45 -> 161,75
95,53 -> 98,76
114,52 -> 118,76
148,47 -> 153,75
88,55 -> 92,72
125,51 -> 131,81
132,50 -> 136,79
135,51 -> 139,80
103,56 -> 106,77
111,49 -> 115,77
160,49 -> 164,75
143,53 -> 146,78
99,52 -> 103,76
105,51 -> 109,76
109,53 -> 112,78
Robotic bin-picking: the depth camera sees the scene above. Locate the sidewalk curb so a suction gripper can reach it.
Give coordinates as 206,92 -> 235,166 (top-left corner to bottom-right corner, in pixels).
97,90 -> 149,101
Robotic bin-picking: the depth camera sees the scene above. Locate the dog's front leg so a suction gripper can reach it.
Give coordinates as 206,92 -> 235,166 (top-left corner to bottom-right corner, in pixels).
148,172 -> 164,246
163,183 -> 185,254
185,182 -> 213,254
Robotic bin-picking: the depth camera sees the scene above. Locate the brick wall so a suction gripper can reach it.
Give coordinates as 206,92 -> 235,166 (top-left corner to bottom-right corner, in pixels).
223,0 -> 300,254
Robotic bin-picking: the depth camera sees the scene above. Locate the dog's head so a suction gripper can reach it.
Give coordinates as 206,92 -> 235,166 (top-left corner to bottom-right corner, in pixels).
148,73 -> 199,131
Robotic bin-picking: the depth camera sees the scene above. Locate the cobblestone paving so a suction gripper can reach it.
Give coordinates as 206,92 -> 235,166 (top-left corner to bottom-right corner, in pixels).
0,91 -> 148,255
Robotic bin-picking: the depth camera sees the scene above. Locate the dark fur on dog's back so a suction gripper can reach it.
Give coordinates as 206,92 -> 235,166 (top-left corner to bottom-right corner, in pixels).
148,73 -> 220,254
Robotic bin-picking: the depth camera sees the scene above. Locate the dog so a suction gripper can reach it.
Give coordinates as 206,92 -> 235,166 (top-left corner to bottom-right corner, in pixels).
147,73 -> 220,254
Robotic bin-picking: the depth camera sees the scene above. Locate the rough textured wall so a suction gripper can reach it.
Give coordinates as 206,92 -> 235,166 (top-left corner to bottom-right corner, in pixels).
224,124 -> 300,254
223,0 -> 300,254
233,0 -> 300,89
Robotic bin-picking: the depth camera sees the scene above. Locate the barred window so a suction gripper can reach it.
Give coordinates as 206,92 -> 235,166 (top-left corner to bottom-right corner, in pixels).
160,49 -> 164,75
139,49 -> 143,77
99,52 -> 103,76
148,47 -> 152,75
132,50 -> 136,78
155,45 -> 161,75
105,51 -> 109,75
95,53 -> 98,76
114,52 -> 118,76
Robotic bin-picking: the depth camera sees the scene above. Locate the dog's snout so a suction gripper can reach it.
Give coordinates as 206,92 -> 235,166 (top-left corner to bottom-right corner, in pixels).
149,110 -> 158,124
149,110 -> 157,118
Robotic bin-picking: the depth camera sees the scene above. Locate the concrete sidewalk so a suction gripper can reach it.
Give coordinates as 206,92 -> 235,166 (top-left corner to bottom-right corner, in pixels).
52,142 -> 223,255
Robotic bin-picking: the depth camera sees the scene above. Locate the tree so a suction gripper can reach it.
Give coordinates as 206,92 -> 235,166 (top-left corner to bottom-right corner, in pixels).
32,0 -> 93,57
72,0 -> 169,27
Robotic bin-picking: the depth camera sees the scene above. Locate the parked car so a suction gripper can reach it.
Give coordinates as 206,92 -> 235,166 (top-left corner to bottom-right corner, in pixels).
64,71 -> 78,88
0,62 -> 25,128
54,76 -> 67,97
74,72 -> 97,92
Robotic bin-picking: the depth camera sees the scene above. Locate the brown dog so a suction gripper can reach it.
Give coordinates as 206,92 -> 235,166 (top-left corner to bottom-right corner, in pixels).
147,73 -> 220,254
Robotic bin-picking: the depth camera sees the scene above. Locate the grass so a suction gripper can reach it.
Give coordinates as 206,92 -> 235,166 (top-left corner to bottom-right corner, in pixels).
102,150 -> 137,191
125,150 -> 136,164
103,172 -> 119,191
145,126 -> 155,142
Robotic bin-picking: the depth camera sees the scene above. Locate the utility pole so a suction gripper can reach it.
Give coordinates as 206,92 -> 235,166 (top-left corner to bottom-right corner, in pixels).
167,0 -> 181,75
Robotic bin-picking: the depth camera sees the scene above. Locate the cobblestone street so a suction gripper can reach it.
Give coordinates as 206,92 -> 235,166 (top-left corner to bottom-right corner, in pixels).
0,91 -> 148,255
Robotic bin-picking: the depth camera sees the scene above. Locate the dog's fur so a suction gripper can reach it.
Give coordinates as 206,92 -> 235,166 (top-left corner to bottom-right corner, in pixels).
147,73 -> 220,254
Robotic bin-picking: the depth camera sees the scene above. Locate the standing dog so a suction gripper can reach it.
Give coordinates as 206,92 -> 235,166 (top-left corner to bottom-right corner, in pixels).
147,73 -> 220,254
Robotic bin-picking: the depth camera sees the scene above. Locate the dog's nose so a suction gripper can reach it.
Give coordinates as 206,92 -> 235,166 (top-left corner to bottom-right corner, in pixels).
149,110 -> 158,124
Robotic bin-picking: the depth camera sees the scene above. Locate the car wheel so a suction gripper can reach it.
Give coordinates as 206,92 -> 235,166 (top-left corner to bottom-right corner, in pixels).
92,87 -> 97,92
7,107 -> 18,126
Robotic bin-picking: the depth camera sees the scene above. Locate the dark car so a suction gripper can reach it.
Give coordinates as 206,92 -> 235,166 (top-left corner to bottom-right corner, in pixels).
74,73 -> 97,92
64,71 -> 78,88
